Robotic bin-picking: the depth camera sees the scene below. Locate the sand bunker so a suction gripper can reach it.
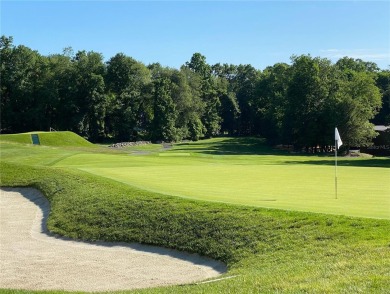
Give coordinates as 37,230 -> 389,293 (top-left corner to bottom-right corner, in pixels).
0,188 -> 225,292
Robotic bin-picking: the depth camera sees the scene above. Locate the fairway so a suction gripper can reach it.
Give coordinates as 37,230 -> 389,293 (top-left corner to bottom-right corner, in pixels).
49,142 -> 390,219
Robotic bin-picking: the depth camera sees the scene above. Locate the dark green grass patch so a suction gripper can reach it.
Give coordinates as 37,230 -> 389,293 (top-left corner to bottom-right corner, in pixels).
1,161 -> 389,293
171,137 -> 278,155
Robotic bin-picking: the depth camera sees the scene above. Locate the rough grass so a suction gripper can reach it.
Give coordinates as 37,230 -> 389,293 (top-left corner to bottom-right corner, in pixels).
0,135 -> 389,293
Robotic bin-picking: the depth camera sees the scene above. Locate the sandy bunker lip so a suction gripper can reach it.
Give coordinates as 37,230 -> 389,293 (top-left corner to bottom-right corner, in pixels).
0,188 -> 226,292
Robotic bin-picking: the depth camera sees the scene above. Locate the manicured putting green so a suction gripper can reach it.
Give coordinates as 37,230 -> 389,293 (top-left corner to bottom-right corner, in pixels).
54,151 -> 390,219
2,133 -> 388,219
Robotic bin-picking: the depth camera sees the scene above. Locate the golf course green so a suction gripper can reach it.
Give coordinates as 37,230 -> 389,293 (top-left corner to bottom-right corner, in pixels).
2,133 -> 388,219
1,132 -> 389,293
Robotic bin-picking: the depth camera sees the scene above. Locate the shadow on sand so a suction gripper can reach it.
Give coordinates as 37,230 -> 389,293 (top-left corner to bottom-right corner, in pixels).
1,187 -> 227,272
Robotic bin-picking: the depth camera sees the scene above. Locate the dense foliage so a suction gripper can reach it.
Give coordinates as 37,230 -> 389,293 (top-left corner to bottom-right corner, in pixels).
1,36 -> 389,149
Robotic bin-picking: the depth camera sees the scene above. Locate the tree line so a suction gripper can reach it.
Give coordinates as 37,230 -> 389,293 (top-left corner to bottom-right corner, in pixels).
1,36 -> 389,150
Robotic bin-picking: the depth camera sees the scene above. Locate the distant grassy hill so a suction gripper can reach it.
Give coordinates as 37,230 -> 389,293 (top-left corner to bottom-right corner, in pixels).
0,131 -> 95,147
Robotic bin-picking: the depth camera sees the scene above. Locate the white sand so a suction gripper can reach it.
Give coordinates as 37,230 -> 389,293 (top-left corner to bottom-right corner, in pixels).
0,187 -> 226,292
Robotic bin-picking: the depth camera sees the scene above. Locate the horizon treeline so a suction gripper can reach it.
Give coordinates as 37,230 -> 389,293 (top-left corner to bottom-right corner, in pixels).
1,36 -> 389,150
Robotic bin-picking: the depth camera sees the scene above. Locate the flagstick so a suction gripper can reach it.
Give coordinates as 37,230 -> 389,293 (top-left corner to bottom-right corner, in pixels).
335,139 -> 338,199
334,127 -> 342,200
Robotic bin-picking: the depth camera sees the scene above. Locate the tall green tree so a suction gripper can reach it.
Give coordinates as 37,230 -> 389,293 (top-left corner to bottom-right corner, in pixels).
151,77 -> 177,142
256,63 -> 291,143
70,50 -> 107,141
335,71 -> 382,147
373,70 -> 390,125
0,37 -> 48,132
105,53 -> 151,141
211,63 -> 240,135
186,53 -> 222,138
230,64 -> 261,135
284,55 -> 340,150
177,66 -> 205,141
0,36 -> 14,132
43,51 -> 75,132
170,66 -> 205,141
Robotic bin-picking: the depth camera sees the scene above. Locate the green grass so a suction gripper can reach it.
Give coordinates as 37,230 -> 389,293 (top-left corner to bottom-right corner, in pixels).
32,137 -> 388,220
0,134 -> 389,293
0,132 -> 34,144
1,135 -> 388,219
123,143 -> 167,154
0,131 -> 96,147
77,163 -> 389,219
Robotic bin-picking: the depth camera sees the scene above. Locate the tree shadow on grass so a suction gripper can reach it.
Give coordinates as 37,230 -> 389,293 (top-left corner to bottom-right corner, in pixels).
284,158 -> 390,168
173,137 -> 288,155
172,137 -> 390,168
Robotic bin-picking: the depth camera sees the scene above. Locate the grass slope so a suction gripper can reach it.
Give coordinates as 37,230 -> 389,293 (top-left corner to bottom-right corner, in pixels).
0,131 -> 95,147
0,137 -> 389,293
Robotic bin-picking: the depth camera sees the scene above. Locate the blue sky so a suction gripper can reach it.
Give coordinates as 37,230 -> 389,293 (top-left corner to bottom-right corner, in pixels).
1,1 -> 389,70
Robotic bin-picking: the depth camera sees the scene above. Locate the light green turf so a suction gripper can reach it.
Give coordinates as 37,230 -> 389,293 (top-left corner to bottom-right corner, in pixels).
53,153 -> 389,219
0,131 -> 95,147
1,136 -> 389,219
